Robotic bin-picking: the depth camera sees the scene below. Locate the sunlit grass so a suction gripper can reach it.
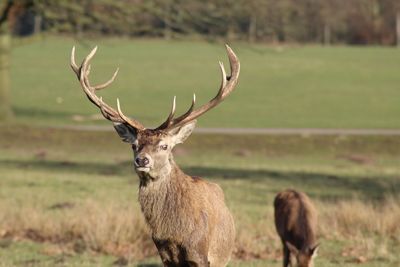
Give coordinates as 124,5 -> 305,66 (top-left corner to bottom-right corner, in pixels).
9,37 -> 400,128
0,126 -> 399,266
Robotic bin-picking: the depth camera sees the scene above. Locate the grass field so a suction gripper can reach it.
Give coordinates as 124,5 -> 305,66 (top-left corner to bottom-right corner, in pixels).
3,36 -> 400,266
9,36 -> 400,128
0,125 -> 399,266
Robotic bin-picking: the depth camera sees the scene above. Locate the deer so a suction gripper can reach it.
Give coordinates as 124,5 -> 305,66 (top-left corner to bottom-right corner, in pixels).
274,189 -> 319,267
70,45 -> 240,267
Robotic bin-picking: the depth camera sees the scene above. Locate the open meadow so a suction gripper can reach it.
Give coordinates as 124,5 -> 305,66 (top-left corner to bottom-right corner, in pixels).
0,125 -> 399,266
0,37 -> 400,266
9,37 -> 400,129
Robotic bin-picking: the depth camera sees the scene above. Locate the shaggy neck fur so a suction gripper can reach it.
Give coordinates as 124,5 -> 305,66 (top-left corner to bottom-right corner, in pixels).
136,156 -> 196,241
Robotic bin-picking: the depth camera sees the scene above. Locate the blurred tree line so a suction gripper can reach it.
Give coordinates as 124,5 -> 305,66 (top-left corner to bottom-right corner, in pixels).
1,0 -> 400,46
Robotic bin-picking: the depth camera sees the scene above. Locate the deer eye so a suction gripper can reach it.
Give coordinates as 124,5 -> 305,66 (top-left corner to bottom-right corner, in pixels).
160,144 -> 168,150
131,144 -> 137,150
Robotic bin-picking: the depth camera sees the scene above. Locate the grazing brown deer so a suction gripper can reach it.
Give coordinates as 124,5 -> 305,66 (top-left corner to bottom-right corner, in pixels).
274,189 -> 319,267
70,45 -> 240,267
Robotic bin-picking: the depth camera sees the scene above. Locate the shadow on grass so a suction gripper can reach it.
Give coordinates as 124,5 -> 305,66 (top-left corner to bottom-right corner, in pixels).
1,158 -> 399,200
0,158 -> 133,177
184,166 -> 400,201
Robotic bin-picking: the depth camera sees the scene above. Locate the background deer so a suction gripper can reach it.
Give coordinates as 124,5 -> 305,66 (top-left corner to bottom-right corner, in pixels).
70,45 -> 240,267
274,189 -> 319,267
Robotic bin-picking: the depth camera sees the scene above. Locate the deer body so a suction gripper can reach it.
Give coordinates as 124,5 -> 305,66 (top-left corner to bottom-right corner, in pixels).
274,189 -> 319,267
71,45 -> 240,266
139,162 -> 235,266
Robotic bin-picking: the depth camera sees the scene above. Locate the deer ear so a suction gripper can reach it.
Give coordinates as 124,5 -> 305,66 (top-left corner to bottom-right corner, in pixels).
286,242 -> 299,256
168,121 -> 197,145
113,123 -> 138,143
309,243 -> 320,258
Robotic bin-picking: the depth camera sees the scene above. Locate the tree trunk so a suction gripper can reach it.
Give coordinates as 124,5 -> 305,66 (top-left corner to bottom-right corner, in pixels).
323,23 -> 331,45
163,1 -> 172,40
226,23 -> 235,41
33,14 -> 42,34
248,14 -> 257,43
0,33 -> 13,121
396,10 -> 400,47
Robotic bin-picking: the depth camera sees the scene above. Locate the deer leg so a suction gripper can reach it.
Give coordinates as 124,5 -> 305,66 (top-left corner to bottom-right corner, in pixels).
283,244 -> 290,267
153,238 -> 178,267
186,256 -> 208,267
183,237 -> 209,267
184,246 -> 208,267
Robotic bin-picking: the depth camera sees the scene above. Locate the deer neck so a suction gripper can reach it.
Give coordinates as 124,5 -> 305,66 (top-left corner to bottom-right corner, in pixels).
137,158 -> 191,239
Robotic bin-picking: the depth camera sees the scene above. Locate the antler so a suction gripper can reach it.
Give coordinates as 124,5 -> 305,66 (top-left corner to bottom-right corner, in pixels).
155,44 -> 240,130
70,46 -> 145,131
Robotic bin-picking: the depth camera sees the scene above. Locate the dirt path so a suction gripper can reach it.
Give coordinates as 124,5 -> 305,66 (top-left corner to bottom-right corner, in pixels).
51,125 -> 400,135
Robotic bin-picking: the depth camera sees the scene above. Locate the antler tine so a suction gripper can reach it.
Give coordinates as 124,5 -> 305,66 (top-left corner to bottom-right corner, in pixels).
155,94 -> 196,130
70,46 -> 145,131
116,98 -> 145,128
79,47 -> 119,91
222,44 -> 240,96
94,68 -> 119,90
217,61 -> 227,97
157,96 -> 177,129
173,94 -> 196,122
79,46 -> 98,85
70,46 -> 80,78
99,96 -> 116,121
155,44 -> 240,130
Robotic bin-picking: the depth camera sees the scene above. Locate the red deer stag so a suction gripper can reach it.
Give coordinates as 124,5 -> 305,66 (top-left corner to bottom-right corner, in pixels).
274,189 -> 319,267
70,45 -> 240,267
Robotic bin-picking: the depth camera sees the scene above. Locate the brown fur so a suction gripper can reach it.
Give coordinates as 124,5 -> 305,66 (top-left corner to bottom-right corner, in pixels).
274,189 -> 319,267
126,128 -> 235,267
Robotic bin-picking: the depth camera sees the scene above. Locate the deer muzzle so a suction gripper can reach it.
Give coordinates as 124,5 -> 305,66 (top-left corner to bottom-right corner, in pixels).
134,153 -> 152,172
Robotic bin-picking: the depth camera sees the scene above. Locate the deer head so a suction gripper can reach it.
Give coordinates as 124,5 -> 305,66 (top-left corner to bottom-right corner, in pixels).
286,242 -> 319,267
70,45 -> 240,179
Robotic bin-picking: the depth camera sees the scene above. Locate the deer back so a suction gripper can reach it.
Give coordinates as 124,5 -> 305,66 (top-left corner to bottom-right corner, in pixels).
274,189 -> 318,249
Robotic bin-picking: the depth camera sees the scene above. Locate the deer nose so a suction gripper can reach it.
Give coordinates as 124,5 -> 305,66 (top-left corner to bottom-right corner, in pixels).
135,156 -> 149,167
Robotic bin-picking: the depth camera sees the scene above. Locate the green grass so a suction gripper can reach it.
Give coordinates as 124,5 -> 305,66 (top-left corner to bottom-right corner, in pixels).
4,37 -> 400,265
0,126 -> 400,266
9,36 -> 400,128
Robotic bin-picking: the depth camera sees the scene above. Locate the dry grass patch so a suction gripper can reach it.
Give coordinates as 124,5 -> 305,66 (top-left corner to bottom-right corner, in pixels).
234,197 -> 400,262
320,197 -> 400,239
0,200 -> 156,260
1,197 -> 399,262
